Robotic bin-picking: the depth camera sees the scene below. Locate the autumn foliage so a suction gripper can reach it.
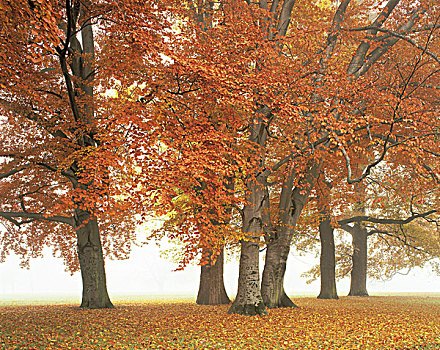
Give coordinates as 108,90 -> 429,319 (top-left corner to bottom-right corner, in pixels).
1,0 -> 440,313
0,296 -> 440,349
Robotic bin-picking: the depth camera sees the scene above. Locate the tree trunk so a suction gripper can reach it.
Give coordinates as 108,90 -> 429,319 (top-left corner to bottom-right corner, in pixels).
197,248 -> 230,305
228,113 -> 268,316
317,215 -> 338,299
261,235 -> 297,308
228,200 -> 267,315
228,173 -> 267,315
228,239 -> 266,315
261,161 -> 321,308
348,223 -> 369,297
75,208 -> 114,308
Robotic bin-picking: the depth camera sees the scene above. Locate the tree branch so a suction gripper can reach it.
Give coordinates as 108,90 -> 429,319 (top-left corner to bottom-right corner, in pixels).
277,0 -> 296,37
0,211 -> 75,227
353,6 -> 427,77
345,25 -> 440,65
347,0 -> 401,75
320,0 -> 351,70
0,166 -> 28,180
338,210 -> 436,226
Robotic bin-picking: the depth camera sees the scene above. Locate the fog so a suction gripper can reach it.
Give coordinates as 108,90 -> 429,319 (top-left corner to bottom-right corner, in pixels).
0,235 -> 439,301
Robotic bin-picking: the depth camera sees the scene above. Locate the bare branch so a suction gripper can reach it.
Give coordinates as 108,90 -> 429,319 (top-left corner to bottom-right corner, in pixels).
369,228 -> 426,252
0,166 -> 28,180
347,0 -> 401,75
345,25 -> 440,65
0,211 -> 75,227
338,210 -> 436,226
335,124 -> 399,184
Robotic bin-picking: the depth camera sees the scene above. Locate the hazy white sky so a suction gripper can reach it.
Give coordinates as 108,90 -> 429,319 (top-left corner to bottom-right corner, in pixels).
0,232 -> 439,300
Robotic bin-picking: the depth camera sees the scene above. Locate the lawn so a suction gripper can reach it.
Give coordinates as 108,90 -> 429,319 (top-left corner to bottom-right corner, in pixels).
0,296 -> 439,349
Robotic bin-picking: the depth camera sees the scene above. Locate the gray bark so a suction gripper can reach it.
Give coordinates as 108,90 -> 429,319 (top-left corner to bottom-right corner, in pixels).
228,170 -> 268,315
228,239 -> 266,315
261,161 -> 320,308
197,249 -> 230,305
348,223 -> 369,297
228,105 -> 269,315
75,208 -> 113,308
261,227 -> 297,308
317,215 -> 338,299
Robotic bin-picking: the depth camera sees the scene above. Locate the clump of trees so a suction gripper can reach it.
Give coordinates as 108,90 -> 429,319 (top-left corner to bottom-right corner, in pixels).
1,0 -> 440,315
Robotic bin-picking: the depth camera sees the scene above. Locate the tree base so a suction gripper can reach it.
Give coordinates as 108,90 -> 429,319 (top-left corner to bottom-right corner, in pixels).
317,295 -> 339,300
80,300 -> 115,309
348,292 -> 369,297
196,296 -> 230,305
317,292 -> 339,300
228,302 -> 267,316
264,292 -> 298,309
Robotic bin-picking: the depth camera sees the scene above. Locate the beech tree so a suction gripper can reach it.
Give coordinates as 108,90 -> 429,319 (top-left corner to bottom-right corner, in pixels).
0,0 -> 114,308
3,0 -> 438,315
267,0 -> 440,311
138,0 -> 440,315
302,168 -> 440,297
339,179 -> 440,296
0,0 -> 171,308
222,0 -> 440,314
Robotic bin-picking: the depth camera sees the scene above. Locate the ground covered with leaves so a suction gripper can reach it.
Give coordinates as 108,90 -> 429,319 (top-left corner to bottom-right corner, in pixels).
0,296 -> 439,349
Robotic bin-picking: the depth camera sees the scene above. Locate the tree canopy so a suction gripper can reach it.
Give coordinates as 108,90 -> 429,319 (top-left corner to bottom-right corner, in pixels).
1,0 -> 440,312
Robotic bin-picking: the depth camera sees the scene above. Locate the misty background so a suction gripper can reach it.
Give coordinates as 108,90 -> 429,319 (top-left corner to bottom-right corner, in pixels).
1,224 -> 439,301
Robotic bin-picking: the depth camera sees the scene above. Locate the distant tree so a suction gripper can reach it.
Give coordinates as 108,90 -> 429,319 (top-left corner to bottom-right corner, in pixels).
338,181 -> 440,296
301,170 -> 440,297
317,184 -> 339,300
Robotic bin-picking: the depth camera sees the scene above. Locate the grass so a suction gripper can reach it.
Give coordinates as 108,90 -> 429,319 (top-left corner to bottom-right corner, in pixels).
0,295 -> 439,349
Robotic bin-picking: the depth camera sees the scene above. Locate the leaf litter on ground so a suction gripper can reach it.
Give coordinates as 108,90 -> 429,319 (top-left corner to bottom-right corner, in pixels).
0,296 -> 439,349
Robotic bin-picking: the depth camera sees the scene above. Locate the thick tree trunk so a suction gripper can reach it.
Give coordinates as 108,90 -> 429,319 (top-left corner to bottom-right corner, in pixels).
261,161 -> 321,309
317,215 -> 338,299
261,235 -> 297,308
348,223 -> 369,297
228,193 -> 267,315
75,208 -> 114,308
197,249 -> 230,305
229,112 -> 268,316
228,173 -> 267,315
228,239 -> 266,315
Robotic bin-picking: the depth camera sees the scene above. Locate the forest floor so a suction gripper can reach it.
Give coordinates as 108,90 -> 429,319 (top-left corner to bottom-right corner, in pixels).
0,296 -> 439,349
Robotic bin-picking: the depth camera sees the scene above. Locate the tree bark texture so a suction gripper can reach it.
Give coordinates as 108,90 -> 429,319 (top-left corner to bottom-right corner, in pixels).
261,161 -> 321,308
261,230 -> 297,308
228,173 -> 267,314
228,193 -> 267,314
317,215 -> 338,299
230,0 -> 299,314
228,239 -> 266,315
229,114 -> 268,315
75,208 -> 114,308
348,223 -> 369,297
197,249 -> 230,305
